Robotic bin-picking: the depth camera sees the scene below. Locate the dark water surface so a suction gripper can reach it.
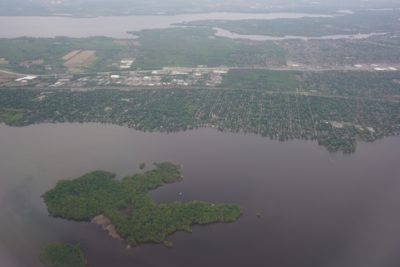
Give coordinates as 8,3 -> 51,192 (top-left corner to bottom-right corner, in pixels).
0,13 -> 333,38
213,27 -> 386,41
1,123 -> 400,267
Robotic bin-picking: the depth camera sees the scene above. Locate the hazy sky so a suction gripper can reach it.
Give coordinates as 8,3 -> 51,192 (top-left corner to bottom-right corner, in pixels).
0,0 -> 399,16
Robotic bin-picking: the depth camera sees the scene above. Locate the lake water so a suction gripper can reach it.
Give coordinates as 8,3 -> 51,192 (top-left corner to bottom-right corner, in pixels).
213,27 -> 387,41
0,13 -> 334,38
1,123 -> 400,267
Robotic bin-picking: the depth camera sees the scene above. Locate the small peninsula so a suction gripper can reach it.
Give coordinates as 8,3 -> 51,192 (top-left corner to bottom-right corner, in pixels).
40,243 -> 88,267
42,162 -> 242,247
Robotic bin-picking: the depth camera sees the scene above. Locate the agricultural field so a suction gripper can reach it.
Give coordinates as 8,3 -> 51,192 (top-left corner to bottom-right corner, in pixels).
0,70 -> 22,83
0,28 -> 287,74
2,4 -> 400,267
0,13 -> 399,155
0,37 -> 134,74
2,23 -> 400,76
62,50 -> 97,72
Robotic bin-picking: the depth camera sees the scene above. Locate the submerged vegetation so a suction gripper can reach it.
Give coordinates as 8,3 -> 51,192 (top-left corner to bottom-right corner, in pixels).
39,243 -> 87,267
43,162 -> 242,246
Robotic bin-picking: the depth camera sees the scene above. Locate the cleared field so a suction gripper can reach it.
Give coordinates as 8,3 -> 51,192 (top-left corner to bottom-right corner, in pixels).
0,37 -> 134,74
62,50 -> 81,61
0,70 -> 22,83
64,50 -> 96,69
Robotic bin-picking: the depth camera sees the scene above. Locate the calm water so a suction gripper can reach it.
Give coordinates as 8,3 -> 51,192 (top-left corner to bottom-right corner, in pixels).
1,123 -> 400,267
213,27 -> 387,41
0,13 -> 333,38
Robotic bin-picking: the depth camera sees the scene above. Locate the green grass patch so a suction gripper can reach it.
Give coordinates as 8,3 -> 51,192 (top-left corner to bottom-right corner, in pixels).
221,69 -> 299,91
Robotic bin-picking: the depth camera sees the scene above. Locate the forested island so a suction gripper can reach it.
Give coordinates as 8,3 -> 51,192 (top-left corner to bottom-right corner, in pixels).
40,243 -> 88,267
42,162 -> 242,247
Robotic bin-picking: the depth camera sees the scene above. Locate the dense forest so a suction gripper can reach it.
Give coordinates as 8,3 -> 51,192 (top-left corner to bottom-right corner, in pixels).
43,162 -> 242,246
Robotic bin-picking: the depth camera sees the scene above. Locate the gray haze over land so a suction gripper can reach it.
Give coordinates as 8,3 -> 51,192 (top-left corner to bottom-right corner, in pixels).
1,0 -> 400,16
